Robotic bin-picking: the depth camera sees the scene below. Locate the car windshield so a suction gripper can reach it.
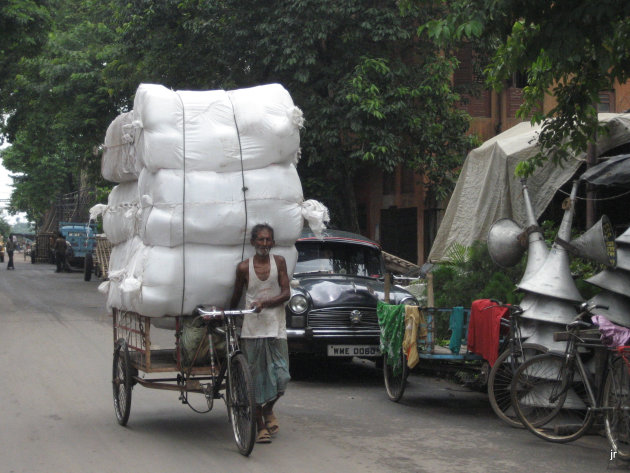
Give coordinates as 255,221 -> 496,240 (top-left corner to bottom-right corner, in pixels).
295,240 -> 383,278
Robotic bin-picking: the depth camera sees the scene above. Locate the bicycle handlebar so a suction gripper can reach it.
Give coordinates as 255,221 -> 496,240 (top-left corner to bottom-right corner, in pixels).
567,319 -> 593,330
194,306 -> 257,320
576,301 -> 609,319
566,302 -> 610,330
481,302 -> 523,315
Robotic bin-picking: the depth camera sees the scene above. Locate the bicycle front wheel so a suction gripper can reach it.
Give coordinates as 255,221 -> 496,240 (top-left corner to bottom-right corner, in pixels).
604,356 -> 630,459
511,353 -> 594,443
383,350 -> 408,402
488,343 -> 547,428
227,353 -> 256,456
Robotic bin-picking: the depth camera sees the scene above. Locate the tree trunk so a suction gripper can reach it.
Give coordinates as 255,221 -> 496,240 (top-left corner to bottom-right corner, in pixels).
341,164 -> 360,234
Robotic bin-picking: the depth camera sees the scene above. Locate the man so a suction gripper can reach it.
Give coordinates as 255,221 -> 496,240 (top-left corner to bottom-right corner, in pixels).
230,223 -> 291,444
6,234 -> 15,270
54,233 -> 69,273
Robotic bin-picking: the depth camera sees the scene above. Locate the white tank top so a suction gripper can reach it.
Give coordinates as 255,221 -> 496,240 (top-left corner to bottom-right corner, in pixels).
241,255 -> 287,339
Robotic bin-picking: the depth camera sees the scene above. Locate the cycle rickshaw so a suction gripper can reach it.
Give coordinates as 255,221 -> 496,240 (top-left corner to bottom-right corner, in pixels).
112,306 -> 257,456
380,300 -> 546,428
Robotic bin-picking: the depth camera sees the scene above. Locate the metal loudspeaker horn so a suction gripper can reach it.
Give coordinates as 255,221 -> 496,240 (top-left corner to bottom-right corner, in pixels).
487,218 -> 526,267
518,179 -> 549,283
487,179 -> 549,271
559,215 -> 617,267
517,181 -> 584,303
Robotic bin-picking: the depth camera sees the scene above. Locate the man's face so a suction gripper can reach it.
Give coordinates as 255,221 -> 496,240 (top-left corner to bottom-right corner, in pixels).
252,229 -> 274,257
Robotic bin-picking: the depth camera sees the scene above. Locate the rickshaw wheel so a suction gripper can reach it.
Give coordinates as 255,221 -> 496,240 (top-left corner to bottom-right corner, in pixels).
227,353 -> 256,456
383,350 -> 408,402
84,253 -> 93,281
113,338 -> 133,426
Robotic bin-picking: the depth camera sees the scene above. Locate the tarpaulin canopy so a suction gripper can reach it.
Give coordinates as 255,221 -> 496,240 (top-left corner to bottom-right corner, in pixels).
428,113 -> 630,263
580,153 -> 630,187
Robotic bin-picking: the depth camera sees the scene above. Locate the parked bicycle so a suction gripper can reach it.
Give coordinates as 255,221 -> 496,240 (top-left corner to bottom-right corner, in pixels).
510,301 -> 630,458
487,303 -> 547,427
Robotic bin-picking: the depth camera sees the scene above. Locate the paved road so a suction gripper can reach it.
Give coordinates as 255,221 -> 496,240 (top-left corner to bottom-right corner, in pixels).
0,255 -> 622,472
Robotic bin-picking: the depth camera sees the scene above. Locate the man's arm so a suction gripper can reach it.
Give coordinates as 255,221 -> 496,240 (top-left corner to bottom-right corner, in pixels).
229,260 -> 248,309
251,255 -> 290,312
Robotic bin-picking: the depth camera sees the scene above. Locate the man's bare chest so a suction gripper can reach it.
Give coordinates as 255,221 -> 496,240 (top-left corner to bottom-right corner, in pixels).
252,260 -> 271,281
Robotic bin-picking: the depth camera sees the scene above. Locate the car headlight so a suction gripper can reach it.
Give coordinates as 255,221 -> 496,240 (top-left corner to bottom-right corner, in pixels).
400,297 -> 418,306
288,294 -> 309,314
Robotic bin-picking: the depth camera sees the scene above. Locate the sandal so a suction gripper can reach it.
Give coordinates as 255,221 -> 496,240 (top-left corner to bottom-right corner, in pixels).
264,413 -> 279,436
256,428 -> 272,444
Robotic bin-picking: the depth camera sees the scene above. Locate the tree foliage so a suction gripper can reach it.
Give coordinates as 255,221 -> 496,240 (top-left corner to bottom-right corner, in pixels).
1,0 -> 121,222
1,0 -> 476,229
105,0 -> 476,228
0,216 -> 11,239
0,0 -> 52,133
415,0 -> 630,177
432,241 -> 525,308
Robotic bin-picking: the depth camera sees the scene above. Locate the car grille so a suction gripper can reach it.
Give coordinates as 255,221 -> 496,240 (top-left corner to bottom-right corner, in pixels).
308,307 -> 379,329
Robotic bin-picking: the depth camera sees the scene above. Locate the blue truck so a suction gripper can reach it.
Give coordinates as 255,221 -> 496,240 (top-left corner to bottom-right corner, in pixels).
58,221 -> 97,280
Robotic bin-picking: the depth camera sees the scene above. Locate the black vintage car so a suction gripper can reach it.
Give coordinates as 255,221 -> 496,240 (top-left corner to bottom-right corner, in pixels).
285,229 -> 418,360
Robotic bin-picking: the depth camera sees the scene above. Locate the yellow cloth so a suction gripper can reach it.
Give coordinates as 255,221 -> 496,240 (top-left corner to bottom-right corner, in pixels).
403,306 -> 426,369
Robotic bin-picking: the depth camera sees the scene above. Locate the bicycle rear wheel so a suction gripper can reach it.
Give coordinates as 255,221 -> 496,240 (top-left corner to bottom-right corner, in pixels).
511,353 -> 595,443
112,339 -> 133,426
604,356 -> 630,459
227,353 -> 256,456
488,343 -> 546,428
383,350 -> 408,402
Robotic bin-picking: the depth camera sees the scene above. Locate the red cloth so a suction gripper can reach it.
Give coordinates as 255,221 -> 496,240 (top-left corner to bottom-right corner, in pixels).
467,299 -> 509,367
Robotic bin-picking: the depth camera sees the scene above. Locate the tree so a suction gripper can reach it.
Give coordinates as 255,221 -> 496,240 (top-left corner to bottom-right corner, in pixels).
107,0 -> 476,230
2,1 -> 476,230
0,215 -> 11,239
416,0 -> 630,177
0,0 -> 120,223
0,0 -> 52,144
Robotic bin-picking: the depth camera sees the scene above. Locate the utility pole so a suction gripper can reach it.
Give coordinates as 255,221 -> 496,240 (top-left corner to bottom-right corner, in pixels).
585,141 -> 597,229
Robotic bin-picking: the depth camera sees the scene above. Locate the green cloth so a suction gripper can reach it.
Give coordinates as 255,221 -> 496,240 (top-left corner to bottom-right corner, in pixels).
240,338 -> 291,406
180,317 -> 210,366
449,306 -> 464,354
377,301 -> 405,375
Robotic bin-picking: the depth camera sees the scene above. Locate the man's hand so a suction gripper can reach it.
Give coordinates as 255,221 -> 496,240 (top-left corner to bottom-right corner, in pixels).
251,300 -> 264,313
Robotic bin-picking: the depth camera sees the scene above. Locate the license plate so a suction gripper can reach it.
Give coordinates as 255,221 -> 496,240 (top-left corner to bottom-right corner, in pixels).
327,345 -> 380,357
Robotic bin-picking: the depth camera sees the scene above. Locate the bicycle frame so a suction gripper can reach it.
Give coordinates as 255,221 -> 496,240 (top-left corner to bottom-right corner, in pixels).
194,307 -> 256,401
547,327 -> 610,415
502,309 -> 527,364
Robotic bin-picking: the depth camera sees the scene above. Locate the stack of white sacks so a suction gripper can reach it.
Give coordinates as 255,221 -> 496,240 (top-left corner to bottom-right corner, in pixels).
93,83 -> 328,319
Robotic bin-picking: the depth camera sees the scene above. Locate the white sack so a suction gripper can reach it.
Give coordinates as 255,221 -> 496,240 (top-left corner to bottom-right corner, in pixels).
133,83 -> 302,172
138,164 -> 304,247
106,241 -> 297,317
102,111 -> 140,183
102,181 -> 141,245
102,236 -> 144,312
100,83 -> 323,318
301,200 -> 330,239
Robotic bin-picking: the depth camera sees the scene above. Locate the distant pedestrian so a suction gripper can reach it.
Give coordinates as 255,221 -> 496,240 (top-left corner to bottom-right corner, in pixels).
54,233 -> 70,273
49,236 -> 56,264
6,234 -> 15,270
